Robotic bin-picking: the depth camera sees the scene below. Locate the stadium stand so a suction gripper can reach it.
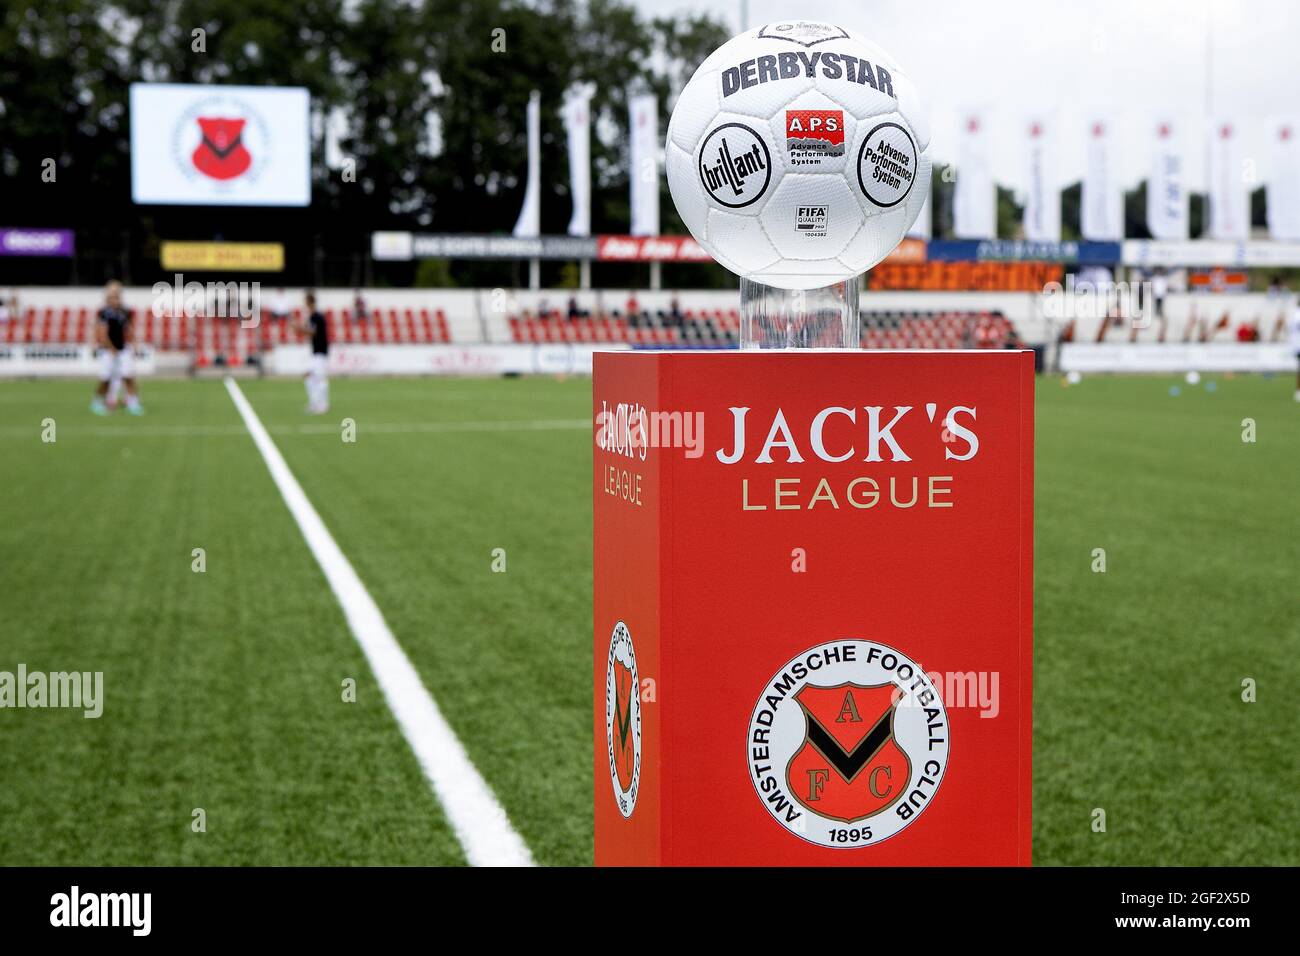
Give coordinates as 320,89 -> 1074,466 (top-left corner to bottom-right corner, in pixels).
1,305 -> 450,365
4,288 -> 1293,361
507,305 -> 1016,350
508,306 -> 740,347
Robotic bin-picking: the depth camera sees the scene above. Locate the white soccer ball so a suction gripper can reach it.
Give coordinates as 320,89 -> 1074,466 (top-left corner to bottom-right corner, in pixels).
1185,370 -> 1201,385
666,20 -> 930,291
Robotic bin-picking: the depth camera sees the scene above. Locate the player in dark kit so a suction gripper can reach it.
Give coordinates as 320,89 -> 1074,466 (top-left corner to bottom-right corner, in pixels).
293,291 -> 330,414
91,281 -> 143,415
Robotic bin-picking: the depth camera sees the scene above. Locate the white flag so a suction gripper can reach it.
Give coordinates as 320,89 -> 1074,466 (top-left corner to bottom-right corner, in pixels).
629,94 -> 660,237
1022,116 -> 1059,241
512,90 -> 541,238
563,85 -> 594,237
907,186 -> 932,238
954,111 -> 995,239
1207,118 -> 1248,240
1147,119 -> 1188,240
1267,117 -> 1300,241
1082,117 -> 1122,240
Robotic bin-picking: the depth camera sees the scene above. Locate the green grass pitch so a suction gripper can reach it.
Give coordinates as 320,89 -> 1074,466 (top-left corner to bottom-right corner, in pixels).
0,372 -> 1296,866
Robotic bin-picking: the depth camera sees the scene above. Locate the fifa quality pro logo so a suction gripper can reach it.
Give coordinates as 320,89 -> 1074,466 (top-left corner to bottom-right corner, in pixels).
698,123 -> 771,208
748,640 -> 948,848
605,621 -> 641,818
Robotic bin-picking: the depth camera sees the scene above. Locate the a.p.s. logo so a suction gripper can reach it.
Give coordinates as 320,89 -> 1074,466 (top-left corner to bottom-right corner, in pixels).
192,117 -> 252,180
786,109 -> 845,166
605,621 -> 641,818
747,639 -> 948,848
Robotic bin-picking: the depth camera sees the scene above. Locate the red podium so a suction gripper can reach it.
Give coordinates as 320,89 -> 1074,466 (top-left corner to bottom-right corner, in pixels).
593,349 -> 1034,866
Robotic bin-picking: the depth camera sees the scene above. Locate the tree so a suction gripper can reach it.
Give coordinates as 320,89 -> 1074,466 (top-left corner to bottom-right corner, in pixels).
0,0 -> 731,287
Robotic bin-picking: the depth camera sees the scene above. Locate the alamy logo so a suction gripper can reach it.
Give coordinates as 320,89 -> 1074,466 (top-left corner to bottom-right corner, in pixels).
748,640 -> 948,848
698,123 -> 771,208
0,664 -> 103,718
50,886 -> 151,936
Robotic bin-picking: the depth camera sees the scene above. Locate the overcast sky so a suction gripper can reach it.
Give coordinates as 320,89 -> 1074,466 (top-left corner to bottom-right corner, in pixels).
638,0 -> 1300,191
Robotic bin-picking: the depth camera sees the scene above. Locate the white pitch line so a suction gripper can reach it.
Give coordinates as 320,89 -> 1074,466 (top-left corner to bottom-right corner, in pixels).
0,418 -> 591,439
223,377 -> 534,867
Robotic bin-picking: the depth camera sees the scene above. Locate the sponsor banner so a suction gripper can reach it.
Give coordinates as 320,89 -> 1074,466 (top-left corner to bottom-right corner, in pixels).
159,241 -> 284,272
1060,343 -> 1297,373
0,228 -> 75,257
1021,115 -> 1059,242
868,260 -> 1061,292
887,237 -> 927,262
129,84 -> 310,206
629,94 -> 660,237
267,343 -> 624,377
1188,268 -> 1248,294
1147,118 -> 1188,240
513,91 -> 542,239
953,110 -> 995,239
563,84 -> 595,238
0,345 -> 155,378
1267,117 -> 1300,241
370,233 -> 921,264
596,235 -> 710,262
371,231 -> 415,262
1081,117 -> 1122,241
593,350 -> 1034,865
406,233 -> 597,260
1122,239 -> 1300,267
927,239 -> 1120,265
1207,118 -> 1248,240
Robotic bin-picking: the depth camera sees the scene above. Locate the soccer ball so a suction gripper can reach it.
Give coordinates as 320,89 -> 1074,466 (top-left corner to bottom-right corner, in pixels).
666,20 -> 930,291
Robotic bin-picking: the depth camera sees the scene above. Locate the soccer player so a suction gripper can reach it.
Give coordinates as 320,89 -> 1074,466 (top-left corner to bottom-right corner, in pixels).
91,281 -> 143,416
1291,297 -> 1300,402
294,291 -> 330,414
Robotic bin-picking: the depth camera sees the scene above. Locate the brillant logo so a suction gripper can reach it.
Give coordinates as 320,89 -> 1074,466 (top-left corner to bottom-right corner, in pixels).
170,95 -> 271,190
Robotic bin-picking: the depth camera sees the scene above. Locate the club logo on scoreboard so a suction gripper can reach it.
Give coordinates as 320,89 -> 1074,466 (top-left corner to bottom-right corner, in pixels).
192,117 -> 251,180
698,123 -> 771,208
857,121 -> 917,208
747,639 -> 948,849
170,94 -> 272,189
785,110 -> 845,166
605,621 -> 641,818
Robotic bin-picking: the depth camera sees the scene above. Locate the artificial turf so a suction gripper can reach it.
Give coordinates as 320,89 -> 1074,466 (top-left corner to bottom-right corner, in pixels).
1,372 -> 1295,865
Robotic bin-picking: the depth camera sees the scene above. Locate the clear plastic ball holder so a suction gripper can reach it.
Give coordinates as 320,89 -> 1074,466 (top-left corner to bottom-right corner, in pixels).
738,277 -> 860,350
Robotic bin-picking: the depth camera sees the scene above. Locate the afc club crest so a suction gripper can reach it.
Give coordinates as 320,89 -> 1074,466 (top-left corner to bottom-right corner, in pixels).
605,621 -> 641,818
170,95 -> 271,189
747,639 -> 948,848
